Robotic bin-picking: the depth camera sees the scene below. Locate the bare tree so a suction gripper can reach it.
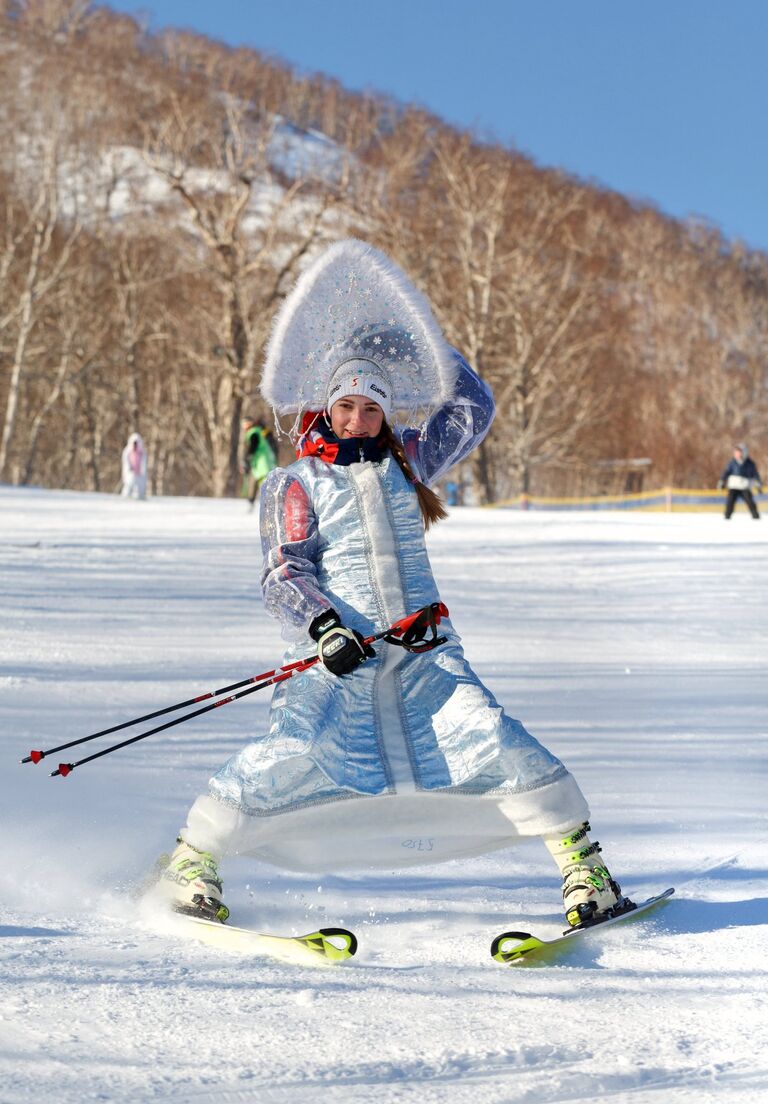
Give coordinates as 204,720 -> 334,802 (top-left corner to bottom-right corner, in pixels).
141,86 -> 340,494
14,0 -> 93,38
3,0 -> 767,502
0,137 -> 81,482
490,195 -> 618,499
366,132 -> 617,501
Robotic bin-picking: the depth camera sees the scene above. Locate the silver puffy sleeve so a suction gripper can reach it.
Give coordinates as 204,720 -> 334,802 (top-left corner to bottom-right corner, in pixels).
259,467 -> 333,635
398,352 -> 495,485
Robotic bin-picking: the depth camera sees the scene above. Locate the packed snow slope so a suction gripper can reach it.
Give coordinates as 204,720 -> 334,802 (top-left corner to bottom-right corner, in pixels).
2,486 -> 767,1104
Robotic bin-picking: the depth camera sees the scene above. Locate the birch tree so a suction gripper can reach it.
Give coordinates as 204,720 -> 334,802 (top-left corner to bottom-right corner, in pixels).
142,85 -> 340,495
0,139 -> 81,482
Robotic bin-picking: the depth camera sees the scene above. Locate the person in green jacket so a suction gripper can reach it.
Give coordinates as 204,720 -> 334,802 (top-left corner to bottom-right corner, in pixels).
240,416 -> 277,509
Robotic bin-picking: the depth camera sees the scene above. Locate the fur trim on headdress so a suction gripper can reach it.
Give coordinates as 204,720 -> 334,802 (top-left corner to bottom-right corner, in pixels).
261,239 -> 457,429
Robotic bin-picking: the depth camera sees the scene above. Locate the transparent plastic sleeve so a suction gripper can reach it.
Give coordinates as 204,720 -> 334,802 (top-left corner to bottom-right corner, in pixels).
399,353 -> 495,485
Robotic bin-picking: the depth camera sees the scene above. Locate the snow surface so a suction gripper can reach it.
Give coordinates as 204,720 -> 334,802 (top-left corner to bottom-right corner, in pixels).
2,485 -> 767,1104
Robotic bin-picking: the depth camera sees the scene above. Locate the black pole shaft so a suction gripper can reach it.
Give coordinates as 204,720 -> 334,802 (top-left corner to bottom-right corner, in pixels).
23,657 -> 314,762
51,663 -> 314,776
45,606 -> 446,777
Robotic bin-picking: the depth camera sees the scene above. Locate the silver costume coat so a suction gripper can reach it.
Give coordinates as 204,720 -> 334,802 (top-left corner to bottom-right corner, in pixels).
209,358 -> 573,820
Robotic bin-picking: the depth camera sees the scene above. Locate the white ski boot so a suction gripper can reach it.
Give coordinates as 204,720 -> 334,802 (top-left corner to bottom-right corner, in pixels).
156,838 -> 230,923
545,822 -> 632,929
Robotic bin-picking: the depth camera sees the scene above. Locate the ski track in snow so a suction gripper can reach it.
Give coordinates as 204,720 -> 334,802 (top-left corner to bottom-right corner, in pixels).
1,486 -> 767,1104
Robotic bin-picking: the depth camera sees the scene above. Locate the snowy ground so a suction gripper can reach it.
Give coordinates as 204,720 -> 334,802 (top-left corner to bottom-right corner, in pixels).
1,485 -> 767,1104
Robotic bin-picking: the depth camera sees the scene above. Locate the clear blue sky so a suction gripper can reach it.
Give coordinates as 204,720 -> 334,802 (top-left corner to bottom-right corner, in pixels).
106,0 -> 768,253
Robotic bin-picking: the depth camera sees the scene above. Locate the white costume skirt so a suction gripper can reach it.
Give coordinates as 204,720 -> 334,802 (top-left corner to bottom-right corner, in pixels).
182,772 -> 589,872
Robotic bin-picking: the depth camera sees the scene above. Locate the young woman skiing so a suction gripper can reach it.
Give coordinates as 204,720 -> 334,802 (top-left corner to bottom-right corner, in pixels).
155,240 -> 630,932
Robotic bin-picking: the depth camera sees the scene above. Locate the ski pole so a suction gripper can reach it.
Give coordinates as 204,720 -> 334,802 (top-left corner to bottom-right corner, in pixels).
45,603 -> 449,778
21,656 -> 329,765
50,657 -> 318,777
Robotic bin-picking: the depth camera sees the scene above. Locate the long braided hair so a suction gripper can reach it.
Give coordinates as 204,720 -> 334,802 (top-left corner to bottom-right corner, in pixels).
380,423 -> 448,530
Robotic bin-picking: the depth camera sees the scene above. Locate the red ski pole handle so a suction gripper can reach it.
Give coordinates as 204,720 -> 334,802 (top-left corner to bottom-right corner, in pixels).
383,602 -> 449,652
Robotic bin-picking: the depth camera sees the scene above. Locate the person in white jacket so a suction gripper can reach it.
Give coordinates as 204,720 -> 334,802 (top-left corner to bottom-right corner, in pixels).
121,433 -> 147,500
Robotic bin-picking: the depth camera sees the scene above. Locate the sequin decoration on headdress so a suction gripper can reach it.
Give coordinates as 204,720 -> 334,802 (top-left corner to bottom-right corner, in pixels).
261,239 -> 458,431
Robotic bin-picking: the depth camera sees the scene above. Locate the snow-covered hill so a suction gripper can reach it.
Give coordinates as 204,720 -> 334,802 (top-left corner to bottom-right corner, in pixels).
57,114 -> 351,227
2,486 -> 766,1103
44,124 -> 349,251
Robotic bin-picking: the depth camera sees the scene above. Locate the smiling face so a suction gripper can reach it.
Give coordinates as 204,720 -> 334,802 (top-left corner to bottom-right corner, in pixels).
330,394 -> 385,439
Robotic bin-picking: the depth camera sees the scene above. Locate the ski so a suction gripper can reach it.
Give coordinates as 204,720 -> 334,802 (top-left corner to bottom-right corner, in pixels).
164,914 -> 358,966
490,887 -> 674,965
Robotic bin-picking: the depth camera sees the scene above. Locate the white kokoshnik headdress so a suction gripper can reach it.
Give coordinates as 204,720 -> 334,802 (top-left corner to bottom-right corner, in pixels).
261,239 -> 458,430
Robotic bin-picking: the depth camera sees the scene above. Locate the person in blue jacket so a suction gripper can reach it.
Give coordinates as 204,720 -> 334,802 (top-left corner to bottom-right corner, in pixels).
718,443 -> 762,519
153,241 -> 631,933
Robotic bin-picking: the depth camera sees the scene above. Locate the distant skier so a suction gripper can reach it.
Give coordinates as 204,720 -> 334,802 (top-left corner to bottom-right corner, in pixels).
121,432 -> 147,500
718,443 -> 762,519
152,241 -> 631,933
240,416 -> 277,510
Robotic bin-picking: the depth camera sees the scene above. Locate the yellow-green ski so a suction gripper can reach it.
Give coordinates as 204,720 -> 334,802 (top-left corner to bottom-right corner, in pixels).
491,888 -> 674,965
168,914 -> 357,966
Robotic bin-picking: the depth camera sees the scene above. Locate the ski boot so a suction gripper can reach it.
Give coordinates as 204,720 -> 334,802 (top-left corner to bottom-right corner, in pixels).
156,838 -> 230,923
545,822 -> 634,930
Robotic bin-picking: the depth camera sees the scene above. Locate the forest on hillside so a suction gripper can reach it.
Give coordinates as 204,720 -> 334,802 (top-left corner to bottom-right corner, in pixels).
1,0 -> 767,501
